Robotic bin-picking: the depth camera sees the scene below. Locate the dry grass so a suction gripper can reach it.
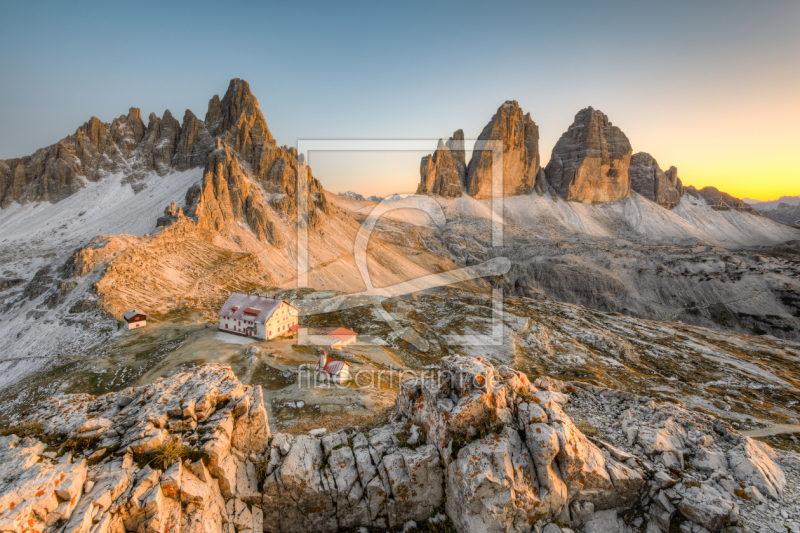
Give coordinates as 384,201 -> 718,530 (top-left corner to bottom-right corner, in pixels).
0,422 -> 46,439
395,420 -> 428,448
56,436 -> 101,457
575,421 -> 600,437
145,438 -> 206,470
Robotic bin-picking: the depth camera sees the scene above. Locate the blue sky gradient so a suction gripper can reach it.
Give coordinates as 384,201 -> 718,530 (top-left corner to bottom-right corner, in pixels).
1,0 -> 798,199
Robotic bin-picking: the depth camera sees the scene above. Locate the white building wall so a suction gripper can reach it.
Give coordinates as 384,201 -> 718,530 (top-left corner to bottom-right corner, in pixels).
219,301 -> 298,340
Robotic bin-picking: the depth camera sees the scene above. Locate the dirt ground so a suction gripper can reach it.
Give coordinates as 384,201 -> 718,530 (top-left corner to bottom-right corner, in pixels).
0,317 -> 411,432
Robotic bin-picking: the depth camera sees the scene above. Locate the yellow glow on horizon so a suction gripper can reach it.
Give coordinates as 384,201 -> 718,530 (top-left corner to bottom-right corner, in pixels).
673,158 -> 800,202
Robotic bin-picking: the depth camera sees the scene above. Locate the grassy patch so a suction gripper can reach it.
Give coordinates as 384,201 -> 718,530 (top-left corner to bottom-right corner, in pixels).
145,439 -> 207,470
57,436 -> 101,457
255,459 -> 270,485
753,433 -> 800,453
291,345 -> 318,356
0,422 -> 46,439
395,420 -> 428,448
576,421 -> 600,437
517,387 -> 537,403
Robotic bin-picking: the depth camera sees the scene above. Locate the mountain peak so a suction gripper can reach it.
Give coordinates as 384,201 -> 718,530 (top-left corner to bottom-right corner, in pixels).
205,78 -> 272,151
464,100 -> 540,199
544,107 -> 632,204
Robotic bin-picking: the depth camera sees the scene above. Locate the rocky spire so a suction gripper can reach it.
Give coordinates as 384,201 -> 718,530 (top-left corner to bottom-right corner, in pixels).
465,101 -> 540,199
665,165 -> 683,196
545,107 -> 632,204
133,110 -> 183,177
183,141 -> 286,246
417,130 -> 466,198
205,78 -> 273,161
109,107 -> 146,158
629,152 -> 683,209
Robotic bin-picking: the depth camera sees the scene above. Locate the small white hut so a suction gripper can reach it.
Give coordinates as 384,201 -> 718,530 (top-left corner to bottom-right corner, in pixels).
123,309 -> 147,330
315,351 -> 351,382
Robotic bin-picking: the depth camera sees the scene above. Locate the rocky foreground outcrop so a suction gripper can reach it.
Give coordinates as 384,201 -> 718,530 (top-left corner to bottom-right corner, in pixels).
545,107 -> 633,204
2,357 -> 798,533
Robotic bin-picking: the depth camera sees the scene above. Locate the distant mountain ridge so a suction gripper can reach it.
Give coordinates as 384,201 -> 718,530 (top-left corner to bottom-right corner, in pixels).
337,191 -> 402,202
744,196 -> 800,227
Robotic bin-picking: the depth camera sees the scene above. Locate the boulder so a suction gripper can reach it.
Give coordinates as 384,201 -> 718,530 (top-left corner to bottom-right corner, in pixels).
675,483 -> 738,530
446,427 -> 542,533
726,436 -> 786,500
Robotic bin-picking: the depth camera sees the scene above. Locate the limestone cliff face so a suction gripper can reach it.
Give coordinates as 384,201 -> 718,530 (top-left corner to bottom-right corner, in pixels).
417,130 -> 466,198
181,79 -> 328,238
629,152 -> 683,209
545,107 -> 632,204
185,141 -> 286,247
0,105 -> 212,206
0,113 -> 133,206
465,101 -> 540,199
664,166 -> 683,197
133,110 -> 183,177
0,80 -> 273,208
172,110 -> 215,171
109,107 -> 146,158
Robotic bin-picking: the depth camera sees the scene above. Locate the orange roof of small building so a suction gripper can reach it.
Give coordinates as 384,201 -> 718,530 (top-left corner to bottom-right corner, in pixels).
289,324 -> 301,332
315,357 -> 350,376
326,327 -> 357,337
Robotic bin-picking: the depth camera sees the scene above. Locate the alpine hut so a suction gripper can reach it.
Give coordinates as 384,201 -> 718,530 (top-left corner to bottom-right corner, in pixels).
315,350 -> 351,381
218,292 -> 299,340
123,309 -> 147,330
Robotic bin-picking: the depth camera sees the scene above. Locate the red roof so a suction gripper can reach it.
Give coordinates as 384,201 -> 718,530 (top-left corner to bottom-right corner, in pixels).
218,293 -> 298,324
315,357 -> 350,376
328,328 -> 358,337
289,324 -> 301,332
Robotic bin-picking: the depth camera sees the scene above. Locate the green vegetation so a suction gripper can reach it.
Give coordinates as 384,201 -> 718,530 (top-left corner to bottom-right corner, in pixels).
0,422 -> 68,447
255,459 -> 270,486
55,436 -> 101,457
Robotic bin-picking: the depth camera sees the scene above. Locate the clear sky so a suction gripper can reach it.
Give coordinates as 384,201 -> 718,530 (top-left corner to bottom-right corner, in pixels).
1,0 -> 798,201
